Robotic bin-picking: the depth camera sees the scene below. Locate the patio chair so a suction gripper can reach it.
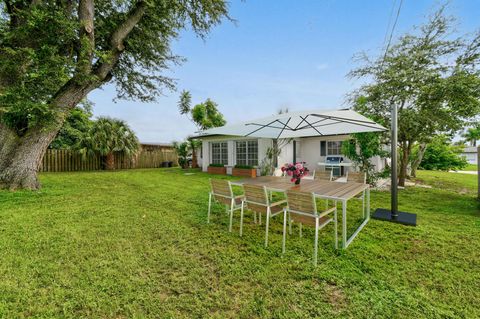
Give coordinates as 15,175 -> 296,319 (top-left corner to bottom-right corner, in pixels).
303,169 -> 315,180
314,170 -> 333,181
208,179 -> 244,232
282,190 -> 337,266
345,171 -> 367,217
314,170 -> 333,209
240,184 -> 287,247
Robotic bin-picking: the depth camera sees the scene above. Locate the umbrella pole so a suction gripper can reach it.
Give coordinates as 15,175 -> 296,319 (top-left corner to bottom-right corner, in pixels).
372,103 -> 417,226
391,102 -> 398,217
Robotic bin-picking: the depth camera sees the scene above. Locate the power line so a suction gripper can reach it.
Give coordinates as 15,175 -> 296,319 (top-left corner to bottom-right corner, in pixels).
383,0 -> 398,49
382,0 -> 404,62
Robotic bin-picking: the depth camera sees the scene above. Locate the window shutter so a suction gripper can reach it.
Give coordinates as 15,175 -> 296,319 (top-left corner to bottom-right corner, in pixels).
320,141 -> 326,156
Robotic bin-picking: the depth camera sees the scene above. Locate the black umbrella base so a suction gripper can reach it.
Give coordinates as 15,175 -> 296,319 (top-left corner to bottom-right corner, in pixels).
372,208 -> 417,226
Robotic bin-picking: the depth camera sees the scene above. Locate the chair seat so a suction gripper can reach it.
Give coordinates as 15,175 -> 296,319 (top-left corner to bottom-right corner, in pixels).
246,201 -> 285,214
290,214 -> 331,227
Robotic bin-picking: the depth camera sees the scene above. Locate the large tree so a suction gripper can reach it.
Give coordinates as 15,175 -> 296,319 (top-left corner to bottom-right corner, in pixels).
0,0 -> 229,189
350,6 -> 480,186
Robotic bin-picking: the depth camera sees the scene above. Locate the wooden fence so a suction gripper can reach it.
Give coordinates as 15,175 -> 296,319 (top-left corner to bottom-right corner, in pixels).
40,149 -> 178,172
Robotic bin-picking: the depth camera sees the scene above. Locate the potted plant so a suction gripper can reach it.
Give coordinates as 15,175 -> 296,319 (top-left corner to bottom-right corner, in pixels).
232,164 -> 257,178
281,162 -> 309,184
207,163 -> 227,175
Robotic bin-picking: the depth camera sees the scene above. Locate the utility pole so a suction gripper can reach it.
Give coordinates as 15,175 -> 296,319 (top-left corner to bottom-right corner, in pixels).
477,146 -> 479,200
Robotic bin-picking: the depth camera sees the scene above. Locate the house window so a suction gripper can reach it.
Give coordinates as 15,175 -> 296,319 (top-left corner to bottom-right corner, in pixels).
327,141 -> 343,155
211,142 -> 228,165
236,140 -> 258,166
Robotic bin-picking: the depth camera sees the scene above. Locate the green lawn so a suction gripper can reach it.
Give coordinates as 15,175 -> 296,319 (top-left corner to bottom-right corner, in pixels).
464,164 -> 478,171
0,169 -> 479,318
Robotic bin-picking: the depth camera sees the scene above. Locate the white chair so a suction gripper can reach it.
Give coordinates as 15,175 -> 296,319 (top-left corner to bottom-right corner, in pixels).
345,171 -> 367,218
282,190 -> 337,266
208,179 -> 244,232
303,169 -> 315,180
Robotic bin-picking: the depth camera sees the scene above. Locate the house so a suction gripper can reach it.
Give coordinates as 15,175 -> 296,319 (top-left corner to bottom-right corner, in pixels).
461,146 -> 478,164
193,109 -> 387,177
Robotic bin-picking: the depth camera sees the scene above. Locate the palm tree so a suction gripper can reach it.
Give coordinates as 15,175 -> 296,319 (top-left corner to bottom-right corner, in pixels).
463,127 -> 480,147
80,117 -> 139,170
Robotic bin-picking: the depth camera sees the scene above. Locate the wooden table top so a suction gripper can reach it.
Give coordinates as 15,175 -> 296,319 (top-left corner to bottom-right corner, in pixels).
233,176 -> 368,201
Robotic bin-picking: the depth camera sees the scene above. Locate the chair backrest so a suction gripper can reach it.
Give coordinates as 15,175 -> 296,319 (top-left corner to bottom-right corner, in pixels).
243,184 -> 269,212
210,179 -> 233,205
285,190 -> 317,216
346,172 -> 366,184
314,170 -> 332,181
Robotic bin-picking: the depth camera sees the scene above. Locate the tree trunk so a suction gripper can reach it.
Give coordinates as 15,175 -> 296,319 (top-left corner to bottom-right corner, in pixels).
398,141 -> 411,187
0,126 -> 58,190
410,142 -> 427,178
105,152 -> 115,170
191,147 -> 198,168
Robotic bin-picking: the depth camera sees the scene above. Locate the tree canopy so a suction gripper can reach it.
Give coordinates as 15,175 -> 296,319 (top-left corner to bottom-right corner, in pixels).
178,90 -> 226,130
0,0 -> 230,189
49,102 -> 94,149
350,6 -> 480,185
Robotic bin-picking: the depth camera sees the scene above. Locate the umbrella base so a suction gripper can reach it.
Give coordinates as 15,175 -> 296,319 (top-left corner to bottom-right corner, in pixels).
372,208 -> 417,226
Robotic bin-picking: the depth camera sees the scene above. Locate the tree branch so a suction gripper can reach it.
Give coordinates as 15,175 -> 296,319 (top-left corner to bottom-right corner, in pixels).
94,0 -> 147,80
76,0 -> 95,74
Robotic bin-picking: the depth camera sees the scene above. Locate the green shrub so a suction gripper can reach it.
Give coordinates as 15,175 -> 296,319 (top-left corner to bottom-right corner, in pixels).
208,163 -> 225,167
234,165 -> 254,169
420,136 -> 468,171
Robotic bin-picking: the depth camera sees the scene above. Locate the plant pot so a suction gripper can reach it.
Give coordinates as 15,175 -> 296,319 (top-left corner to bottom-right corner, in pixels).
232,168 -> 257,178
208,166 -> 227,175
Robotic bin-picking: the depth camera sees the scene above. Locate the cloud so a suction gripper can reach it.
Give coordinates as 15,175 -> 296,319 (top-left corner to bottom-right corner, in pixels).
315,63 -> 329,71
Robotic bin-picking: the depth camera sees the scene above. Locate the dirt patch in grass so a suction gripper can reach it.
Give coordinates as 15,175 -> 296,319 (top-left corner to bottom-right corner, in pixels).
324,282 -> 346,312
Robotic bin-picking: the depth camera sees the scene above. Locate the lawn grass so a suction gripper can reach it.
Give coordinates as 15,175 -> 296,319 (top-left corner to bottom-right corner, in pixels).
463,164 -> 478,171
0,168 -> 479,318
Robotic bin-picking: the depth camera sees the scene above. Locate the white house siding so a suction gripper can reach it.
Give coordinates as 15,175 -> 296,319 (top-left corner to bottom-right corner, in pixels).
197,135 -> 385,175
461,147 -> 478,164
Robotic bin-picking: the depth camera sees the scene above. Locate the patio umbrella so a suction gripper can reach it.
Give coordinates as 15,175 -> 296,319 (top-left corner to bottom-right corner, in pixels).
198,109 -> 387,139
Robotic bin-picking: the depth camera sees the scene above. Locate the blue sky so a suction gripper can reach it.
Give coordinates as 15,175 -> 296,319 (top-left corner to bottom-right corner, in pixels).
89,0 -> 480,143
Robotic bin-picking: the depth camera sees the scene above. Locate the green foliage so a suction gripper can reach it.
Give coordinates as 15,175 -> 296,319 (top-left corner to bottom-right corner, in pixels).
173,141 -> 191,169
0,0 -> 230,134
0,169 -> 478,317
259,146 -> 281,176
79,117 -> 139,156
419,135 -> 468,171
49,103 -> 94,149
190,99 -> 226,130
342,132 -> 388,185
350,6 -> 480,183
462,125 -> 480,146
234,164 -> 254,169
208,163 -> 225,167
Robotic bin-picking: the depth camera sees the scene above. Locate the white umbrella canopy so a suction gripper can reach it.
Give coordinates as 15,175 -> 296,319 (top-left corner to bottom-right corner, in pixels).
196,109 -> 386,138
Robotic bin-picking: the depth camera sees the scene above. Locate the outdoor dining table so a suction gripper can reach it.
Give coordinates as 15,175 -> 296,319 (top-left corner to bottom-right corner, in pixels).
232,176 -> 370,249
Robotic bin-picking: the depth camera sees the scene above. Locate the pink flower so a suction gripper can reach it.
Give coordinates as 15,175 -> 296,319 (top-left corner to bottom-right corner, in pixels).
295,163 -> 303,170
290,178 -> 295,182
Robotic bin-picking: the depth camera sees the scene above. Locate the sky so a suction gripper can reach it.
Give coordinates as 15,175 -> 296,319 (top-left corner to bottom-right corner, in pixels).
88,0 -> 480,143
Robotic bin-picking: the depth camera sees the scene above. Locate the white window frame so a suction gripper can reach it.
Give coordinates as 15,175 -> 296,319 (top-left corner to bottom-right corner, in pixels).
210,142 -> 228,165
327,141 -> 343,156
235,140 -> 258,167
